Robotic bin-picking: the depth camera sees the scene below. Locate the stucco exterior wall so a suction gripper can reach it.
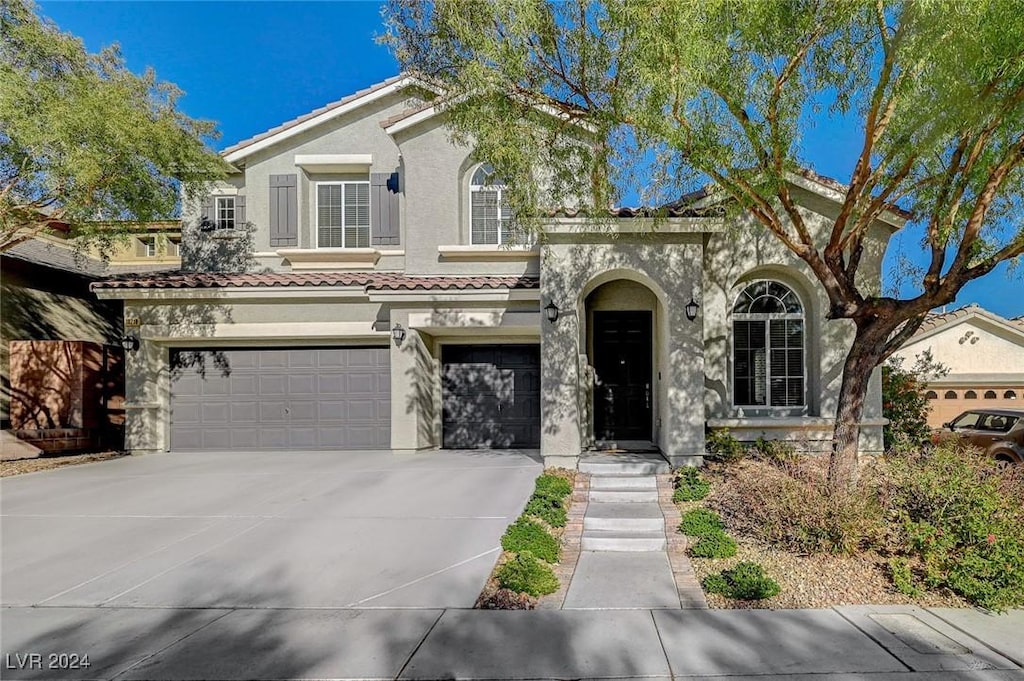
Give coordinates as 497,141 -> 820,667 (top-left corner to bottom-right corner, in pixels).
540,232 -> 706,467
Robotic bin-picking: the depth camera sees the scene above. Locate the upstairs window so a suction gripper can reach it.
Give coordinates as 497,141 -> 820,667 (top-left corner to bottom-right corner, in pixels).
317,181 -> 370,248
215,196 -> 236,230
470,164 -> 513,245
732,281 -> 805,408
167,237 -> 181,257
136,236 -> 156,258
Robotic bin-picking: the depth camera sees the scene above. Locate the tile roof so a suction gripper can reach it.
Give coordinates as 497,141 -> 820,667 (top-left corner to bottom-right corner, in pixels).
91,271 -> 540,292
378,99 -> 436,130
911,303 -> 1024,338
221,75 -> 407,158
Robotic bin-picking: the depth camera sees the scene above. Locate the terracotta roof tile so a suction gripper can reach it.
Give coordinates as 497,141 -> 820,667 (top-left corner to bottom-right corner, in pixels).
911,303 -> 1024,339
91,271 -> 540,292
221,75 -> 407,157
378,100 -> 436,129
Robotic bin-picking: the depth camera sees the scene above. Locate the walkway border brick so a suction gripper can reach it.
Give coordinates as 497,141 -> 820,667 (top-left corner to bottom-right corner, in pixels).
657,473 -> 709,609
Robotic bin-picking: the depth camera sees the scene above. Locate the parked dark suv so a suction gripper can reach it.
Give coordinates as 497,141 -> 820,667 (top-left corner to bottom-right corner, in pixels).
932,408 -> 1024,465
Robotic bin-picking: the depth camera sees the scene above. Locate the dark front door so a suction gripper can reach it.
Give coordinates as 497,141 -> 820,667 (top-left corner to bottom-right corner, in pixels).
593,311 -> 653,441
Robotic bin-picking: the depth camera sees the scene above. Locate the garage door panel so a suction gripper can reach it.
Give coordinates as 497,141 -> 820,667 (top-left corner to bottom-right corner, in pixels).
442,344 -> 540,449
171,348 -> 390,451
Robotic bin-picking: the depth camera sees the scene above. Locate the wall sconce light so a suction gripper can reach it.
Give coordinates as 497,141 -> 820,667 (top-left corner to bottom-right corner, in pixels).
685,296 -> 700,322
391,323 -> 406,346
544,300 -> 560,323
121,335 -> 140,353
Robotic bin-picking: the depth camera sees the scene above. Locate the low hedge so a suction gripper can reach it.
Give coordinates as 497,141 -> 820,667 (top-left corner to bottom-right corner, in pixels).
679,508 -> 725,538
703,561 -> 781,600
690,530 -> 738,559
496,552 -> 559,596
501,516 -> 560,563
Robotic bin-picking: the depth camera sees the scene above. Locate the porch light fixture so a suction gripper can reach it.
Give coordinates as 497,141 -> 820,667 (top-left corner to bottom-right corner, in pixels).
121,335 -> 140,353
391,323 -> 407,346
685,296 -> 700,322
544,300 -> 560,323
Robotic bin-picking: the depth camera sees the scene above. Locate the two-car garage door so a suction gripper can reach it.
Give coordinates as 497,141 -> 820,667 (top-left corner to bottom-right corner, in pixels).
170,347 -> 390,451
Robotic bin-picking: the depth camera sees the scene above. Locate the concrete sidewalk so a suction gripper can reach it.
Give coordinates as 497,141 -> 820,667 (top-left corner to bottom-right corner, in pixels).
1,605 -> 1020,680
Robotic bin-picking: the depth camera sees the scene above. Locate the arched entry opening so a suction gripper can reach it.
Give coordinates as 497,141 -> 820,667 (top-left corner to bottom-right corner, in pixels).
582,278 -> 662,447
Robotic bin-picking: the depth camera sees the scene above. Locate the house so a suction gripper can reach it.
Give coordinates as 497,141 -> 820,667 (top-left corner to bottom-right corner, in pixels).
91,75 -> 900,467
891,304 -> 1024,428
1,228 -> 180,451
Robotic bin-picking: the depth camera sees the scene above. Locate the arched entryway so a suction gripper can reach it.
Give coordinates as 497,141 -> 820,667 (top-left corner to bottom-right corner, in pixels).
582,278 -> 662,447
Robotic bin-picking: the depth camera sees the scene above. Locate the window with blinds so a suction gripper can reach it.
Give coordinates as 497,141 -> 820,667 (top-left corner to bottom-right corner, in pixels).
732,281 -> 805,408
470,164 -> 512,244
317,181 -> 370,248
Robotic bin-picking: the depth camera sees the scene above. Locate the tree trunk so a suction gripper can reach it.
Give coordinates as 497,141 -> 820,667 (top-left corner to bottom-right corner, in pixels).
828,320 -> 889,491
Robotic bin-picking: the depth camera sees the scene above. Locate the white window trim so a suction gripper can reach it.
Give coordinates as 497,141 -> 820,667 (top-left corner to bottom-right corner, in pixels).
469,166 -> 513,245
315,180 -> 371,249
214,196 -> 236,230
139,236 -> 157,257
730,281 -> 808,411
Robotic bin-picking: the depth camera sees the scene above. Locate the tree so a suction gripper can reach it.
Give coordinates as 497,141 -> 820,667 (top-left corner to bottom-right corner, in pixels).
881,350 -> 947,451
0,0 -> 227,254
384,0 -> 1024,488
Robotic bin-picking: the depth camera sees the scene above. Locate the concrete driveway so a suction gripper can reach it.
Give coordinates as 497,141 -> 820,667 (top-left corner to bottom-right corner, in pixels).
1,449 -> 540,609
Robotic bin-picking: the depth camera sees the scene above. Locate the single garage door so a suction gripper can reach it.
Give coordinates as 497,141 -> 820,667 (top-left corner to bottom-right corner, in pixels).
441,344 -> 541,449
170,347 -> 390,451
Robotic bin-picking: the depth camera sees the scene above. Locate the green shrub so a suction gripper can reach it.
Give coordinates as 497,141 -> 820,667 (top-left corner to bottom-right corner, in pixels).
535,473 -> 573,498
884,444 -> 1024,611
501,517 -> 560,562
752,437 -> 798,463
524,493 -> 568,528
706,428 -> 747,462
679,508 -> 724,537
888,557 -> 922,597
882,351 -> 947,451
690,530 -> 738,558
703,562 -> 781,600
496,552 -> 559,596
672,467 -> 711,502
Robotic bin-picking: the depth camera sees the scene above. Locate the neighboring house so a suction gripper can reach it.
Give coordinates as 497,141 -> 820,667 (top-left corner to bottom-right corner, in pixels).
2,231 -> 179,450
92,74 -> 901,467
892,304 -> 1024,428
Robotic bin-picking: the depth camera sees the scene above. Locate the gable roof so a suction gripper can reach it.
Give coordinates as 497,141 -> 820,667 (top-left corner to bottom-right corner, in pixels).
221,75 -> 419,164
908,303 -> 1024,344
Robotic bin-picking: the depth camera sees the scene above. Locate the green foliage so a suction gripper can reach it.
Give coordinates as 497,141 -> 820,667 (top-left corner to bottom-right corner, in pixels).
672,466 -> 711,501
752,437 -> 798,464
883,444 -> 1024,611
882,352 -> 949,451
0,0 -> 227,252
887,558 -> 922,597
690,530 -> 738,559
705,429 -> 747,463
495,551 -> 559,597
501,517 -> 560,563
703,562 -> 781,600
679,508 -> 724,537
524,493 -> 568,528
535,473 -> 573,498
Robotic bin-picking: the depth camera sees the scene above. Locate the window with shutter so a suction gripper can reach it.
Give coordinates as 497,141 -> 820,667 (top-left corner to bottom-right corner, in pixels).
316,181 -> 370,248
732,281 -> 805,408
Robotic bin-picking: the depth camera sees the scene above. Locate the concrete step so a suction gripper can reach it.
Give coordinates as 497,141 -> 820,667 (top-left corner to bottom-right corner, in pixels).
581,530 -> 667,552
589,489 -> 659,503
584,502 -> 664,532
590,476 -> 657,490
580,460 -> 670,475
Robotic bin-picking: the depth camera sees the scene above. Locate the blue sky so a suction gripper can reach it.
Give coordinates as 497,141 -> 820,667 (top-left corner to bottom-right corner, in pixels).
39,1 -> 1022,318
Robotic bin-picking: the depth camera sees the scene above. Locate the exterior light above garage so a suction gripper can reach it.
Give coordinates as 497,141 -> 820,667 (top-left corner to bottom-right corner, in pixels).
121,335 -> 140,353
391,323 -> 407,345
685,296 -> 700,322
544,300 -> 560,323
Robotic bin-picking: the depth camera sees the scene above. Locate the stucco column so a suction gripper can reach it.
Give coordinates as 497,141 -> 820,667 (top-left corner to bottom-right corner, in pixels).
540,260 -> 582,468
124,338 -> 169,454
390,310 -> 439,451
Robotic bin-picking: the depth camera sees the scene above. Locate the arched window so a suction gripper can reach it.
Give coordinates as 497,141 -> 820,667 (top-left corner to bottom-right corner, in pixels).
964,390 -> 978,399
732,281 -> 805,407
1005,390 -> 1018,400
944,390 -> 958,399
925,391 -> 938,400
984,390 -> 998,399
470,164 -> 512,245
